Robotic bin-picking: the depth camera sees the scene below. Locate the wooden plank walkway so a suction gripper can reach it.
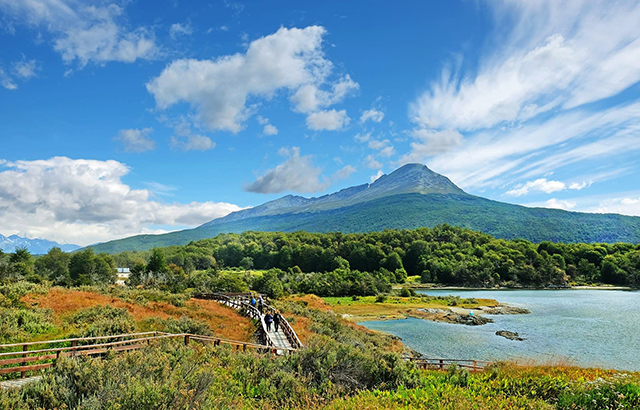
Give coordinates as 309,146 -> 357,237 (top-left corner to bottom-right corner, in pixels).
0,376 -> 41,390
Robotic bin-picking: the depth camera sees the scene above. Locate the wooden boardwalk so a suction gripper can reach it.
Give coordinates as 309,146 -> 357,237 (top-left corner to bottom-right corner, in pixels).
197,293 -> 302,352
1,292 -> 488,388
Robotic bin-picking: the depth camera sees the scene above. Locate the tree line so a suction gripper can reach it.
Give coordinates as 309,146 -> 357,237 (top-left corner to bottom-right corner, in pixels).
2,224 -> 639,295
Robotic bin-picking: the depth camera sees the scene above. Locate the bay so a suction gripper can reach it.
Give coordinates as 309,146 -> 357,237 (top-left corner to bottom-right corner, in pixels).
360,289 -> 640,371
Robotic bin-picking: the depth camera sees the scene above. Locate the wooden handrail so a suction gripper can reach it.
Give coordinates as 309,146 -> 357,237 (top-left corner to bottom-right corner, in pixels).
0,332 -> 164,350
0,331 -> 294,380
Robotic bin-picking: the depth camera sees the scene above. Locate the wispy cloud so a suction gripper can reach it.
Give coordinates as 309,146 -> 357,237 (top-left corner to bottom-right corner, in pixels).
404,0 -> 640,197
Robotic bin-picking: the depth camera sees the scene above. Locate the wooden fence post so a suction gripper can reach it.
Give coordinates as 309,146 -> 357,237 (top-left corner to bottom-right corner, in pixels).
71,340 -> 77,358
184,335 -> 190,346
21,345 -> 27,378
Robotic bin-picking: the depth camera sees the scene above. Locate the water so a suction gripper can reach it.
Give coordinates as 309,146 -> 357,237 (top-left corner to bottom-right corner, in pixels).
360,289 -> 640,371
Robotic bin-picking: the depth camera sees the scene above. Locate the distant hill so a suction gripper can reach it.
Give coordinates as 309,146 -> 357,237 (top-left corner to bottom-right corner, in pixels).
89,164 -> 640,253
0,233 -> 80,254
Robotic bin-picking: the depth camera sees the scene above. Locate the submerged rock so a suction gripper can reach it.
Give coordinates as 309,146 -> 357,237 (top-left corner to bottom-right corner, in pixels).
496,330 -> 525,341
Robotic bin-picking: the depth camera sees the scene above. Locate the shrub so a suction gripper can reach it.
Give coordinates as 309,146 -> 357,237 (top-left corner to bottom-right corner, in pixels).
0,307 -> 56,343
67,305 -> 135,339
141,316 -> 213,336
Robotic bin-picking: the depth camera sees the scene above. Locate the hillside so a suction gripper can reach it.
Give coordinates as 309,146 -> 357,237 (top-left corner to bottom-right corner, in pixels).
90,164 -> 640,253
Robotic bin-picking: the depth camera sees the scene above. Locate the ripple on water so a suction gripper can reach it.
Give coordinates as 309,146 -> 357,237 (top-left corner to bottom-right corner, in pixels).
360,289 -> 640,371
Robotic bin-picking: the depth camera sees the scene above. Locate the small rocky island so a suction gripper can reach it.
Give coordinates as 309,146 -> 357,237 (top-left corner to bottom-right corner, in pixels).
496,330 -> 526,341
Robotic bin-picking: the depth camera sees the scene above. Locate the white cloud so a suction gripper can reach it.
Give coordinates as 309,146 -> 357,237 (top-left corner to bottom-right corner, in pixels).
0,1 -> 158,67
428,102 -> 640,189
263,124 -> 278,136
364,155 -> 382,170
148,26 -> 355,133
354,132 -> 371,143
402,0 -> 640,191
169,22 -> 193,40
410,0 -> 640,131
115,128 -> 155,153
13,59 -> 38,79
506,178 -> 566,197
0,157 -> 241,245
290,74 -> 359,113
397,129 -> 463,165
544,198 -> 577,210
244,147 -> 329,194
0,67 -> 17,90
370,170 -> 384,183
569,181 -> 591,190
378,146 -> 395,158
332,165 -> 356,180
360,108 -> 384,124
171,135 -> 215,151
306,109 -> 350,131
368,139 -> 389,150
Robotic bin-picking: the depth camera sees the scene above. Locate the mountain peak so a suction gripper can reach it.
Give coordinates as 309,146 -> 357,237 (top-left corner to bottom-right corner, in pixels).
369,163 -> 465,195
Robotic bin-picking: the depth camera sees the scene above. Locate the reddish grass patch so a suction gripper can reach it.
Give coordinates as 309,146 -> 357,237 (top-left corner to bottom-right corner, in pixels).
22,288 -> 254,342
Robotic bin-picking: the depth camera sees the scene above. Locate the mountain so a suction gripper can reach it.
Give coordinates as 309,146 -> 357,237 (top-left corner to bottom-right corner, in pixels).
89,164 -> 640,253
0,233 -> 80,254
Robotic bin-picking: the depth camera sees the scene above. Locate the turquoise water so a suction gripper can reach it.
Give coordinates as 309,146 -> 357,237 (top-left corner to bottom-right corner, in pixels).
360,289 -> 640,371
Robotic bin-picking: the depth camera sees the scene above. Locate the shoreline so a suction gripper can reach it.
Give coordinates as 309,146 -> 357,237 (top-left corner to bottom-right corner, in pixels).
405,285 -> 635,291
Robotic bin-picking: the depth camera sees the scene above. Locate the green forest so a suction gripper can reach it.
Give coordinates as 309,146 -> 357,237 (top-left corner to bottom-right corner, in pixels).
2,225 -> 639,296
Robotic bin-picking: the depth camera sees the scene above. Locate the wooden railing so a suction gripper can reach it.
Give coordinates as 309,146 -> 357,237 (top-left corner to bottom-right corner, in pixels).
0,332 -> 295,380
193,293 -> 276,348
196,292 -> 305,350
408,357 -> 490,372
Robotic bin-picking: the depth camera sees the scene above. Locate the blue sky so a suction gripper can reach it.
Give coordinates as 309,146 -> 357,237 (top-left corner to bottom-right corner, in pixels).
1,0 -> 640,246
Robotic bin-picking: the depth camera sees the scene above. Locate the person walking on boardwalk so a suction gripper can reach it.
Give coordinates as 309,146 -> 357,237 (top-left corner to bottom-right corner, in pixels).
264,312 -> 274,332
250,295 -> 256,307
273,311 -> 281,332
257,295 -> 264,313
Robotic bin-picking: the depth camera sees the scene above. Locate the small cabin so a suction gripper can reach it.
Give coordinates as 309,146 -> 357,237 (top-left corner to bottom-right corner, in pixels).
116,268 -> 130,286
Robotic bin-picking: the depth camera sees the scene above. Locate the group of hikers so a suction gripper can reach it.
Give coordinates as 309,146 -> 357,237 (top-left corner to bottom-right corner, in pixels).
249,294 -> 281,332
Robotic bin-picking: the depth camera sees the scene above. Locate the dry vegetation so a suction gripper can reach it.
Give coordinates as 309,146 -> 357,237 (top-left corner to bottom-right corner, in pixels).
19,286 -> 254,341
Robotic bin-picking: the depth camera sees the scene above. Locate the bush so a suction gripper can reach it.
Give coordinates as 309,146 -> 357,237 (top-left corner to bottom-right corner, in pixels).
141,316 -> 213,336
67,305 -> 135,339
0,307 -> 56,343
375,294 -> 387,303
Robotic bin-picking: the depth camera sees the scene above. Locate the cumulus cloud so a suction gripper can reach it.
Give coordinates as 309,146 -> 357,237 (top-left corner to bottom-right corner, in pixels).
332,165 -> 356,180
0,157 -> 242,245
360,108 -> 384,123
397,129 -> 463,166
544,198 -> 577,210
13,59 -> 38,79
506,178 -> 566,197
115,128 -> 155,153
147,26 -> 356,133
306,109 -> 350,131
291,75 -> 359,113
0,67 -> 17,90
263,124 -> 278,136
364,155 -> 382,170
244,147 -> 329,194
169,22 -> 193,40
0,0 -> 158,67
171,135 -> 215,151
370,170 -> 384,183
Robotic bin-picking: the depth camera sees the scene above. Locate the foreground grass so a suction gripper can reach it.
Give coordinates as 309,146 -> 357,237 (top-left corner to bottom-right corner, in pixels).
322,294 -> 498,321
2,343 -> 639,410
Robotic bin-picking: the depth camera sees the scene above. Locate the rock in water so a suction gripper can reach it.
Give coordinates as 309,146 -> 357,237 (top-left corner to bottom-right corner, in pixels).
496,330 -> 525,341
